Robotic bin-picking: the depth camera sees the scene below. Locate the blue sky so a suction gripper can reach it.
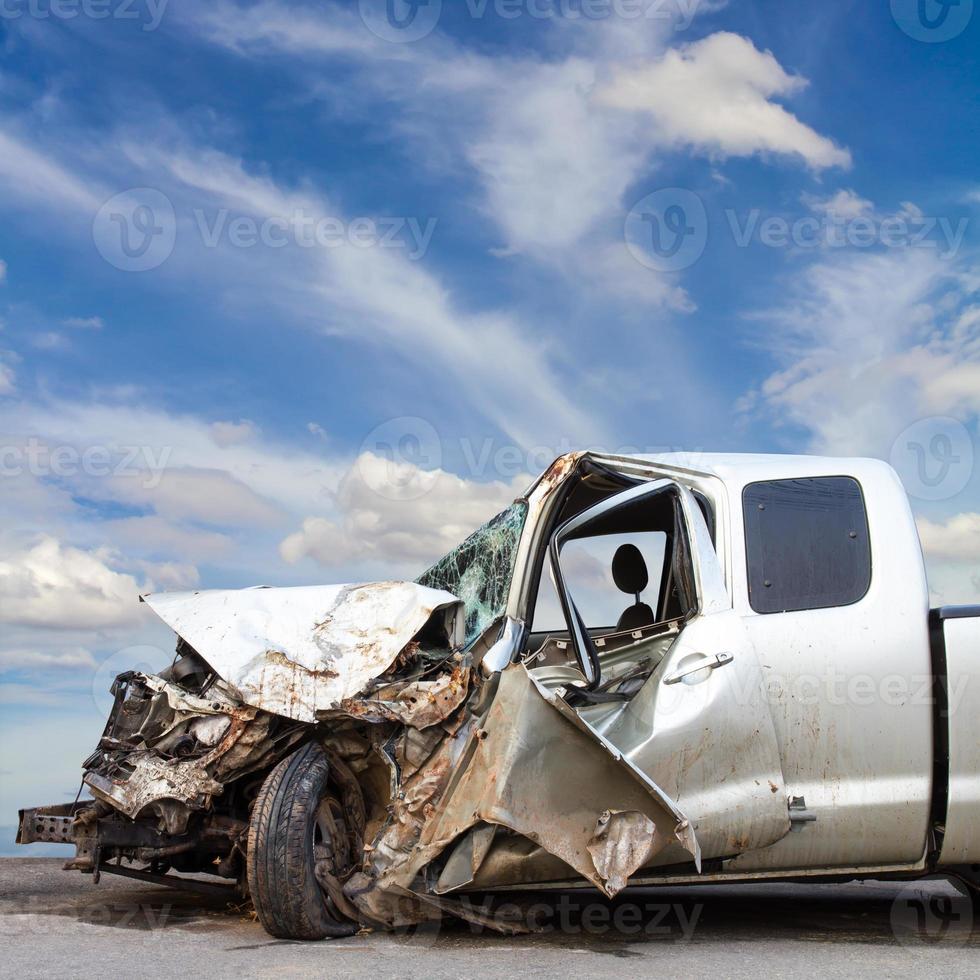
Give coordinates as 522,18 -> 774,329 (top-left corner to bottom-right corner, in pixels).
1,0 -> 979,849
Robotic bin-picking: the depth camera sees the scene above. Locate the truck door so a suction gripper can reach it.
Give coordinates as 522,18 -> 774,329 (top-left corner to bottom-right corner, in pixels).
536,480 -> 791,863
726,469 -> 934,870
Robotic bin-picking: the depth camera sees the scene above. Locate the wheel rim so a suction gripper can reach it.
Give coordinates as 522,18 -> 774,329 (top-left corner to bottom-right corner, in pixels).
312,794 -> 351,919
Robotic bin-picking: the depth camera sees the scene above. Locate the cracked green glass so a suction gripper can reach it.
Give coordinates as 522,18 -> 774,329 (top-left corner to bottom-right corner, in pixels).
416,501 -> 528,648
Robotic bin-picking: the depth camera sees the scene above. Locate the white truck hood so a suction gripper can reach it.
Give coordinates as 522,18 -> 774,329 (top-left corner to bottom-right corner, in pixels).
140,581 -> 464,723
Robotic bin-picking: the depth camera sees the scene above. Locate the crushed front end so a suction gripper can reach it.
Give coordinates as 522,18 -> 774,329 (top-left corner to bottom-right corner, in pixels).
17,579 -> 469,903
19,653 -> 307,892
17,463 -> 707,940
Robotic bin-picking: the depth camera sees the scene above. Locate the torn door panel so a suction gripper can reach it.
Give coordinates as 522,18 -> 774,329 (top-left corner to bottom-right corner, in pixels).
341,665 -> 699,925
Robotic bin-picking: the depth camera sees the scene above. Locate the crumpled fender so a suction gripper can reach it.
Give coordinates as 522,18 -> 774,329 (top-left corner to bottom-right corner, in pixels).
141,581 -> 464,723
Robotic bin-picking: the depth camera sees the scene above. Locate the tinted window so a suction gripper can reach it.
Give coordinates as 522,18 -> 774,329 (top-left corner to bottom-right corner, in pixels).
743,478 -> 871,614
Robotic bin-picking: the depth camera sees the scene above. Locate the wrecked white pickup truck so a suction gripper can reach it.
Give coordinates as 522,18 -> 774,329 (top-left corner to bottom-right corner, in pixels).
18,452 -> 980,939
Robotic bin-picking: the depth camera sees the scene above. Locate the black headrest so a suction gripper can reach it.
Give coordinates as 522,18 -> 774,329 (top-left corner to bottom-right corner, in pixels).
612,544 -> 648,595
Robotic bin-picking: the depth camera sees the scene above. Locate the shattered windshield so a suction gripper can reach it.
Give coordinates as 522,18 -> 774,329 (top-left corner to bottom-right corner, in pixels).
416,501 -> 528,648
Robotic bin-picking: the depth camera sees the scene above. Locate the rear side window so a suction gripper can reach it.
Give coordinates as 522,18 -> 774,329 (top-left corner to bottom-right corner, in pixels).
743,477 -> 871,614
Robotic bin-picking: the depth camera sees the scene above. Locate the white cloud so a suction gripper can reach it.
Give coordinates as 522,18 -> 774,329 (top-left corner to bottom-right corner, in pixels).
0,537 -> 144,630
463,55 -> 650,254
0,129 -> 103,212
182,6 -> 847,273
0,10 -> 849,454
917,513 -> 980,562
1,396 -> 536,586
597,33 -> 851,170
32,332 -> 69,351
586,242 -> 697,312
100,467 -> 286,528
135,560 -> 201,593
210,419 -> 258,447
280,452 -> 527,570
0,647 -> 97,671
803,189 -> 874,219
0,259 -> 7,283
0,108 -> 611,448
0,351 -> 16,396
104,516 -> 233,563
1,398 -> 347,522
62,316 -> 104,331
185,0 -> 379,58
738,242 -> 978,458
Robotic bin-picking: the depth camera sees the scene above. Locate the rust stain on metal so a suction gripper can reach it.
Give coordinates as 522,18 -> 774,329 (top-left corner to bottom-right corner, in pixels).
534,451 -> 586,496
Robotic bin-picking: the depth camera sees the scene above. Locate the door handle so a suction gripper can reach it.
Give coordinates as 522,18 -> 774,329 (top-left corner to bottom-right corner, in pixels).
664,652 -> 734,685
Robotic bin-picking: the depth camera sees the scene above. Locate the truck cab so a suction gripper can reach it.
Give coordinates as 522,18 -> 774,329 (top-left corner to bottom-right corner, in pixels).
508,452 -> 978,883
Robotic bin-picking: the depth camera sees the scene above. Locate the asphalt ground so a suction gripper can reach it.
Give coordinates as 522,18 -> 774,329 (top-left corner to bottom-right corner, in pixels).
2,858 -> 978,979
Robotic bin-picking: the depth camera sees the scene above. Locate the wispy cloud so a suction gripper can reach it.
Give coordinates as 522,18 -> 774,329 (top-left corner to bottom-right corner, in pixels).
62,316 -> 105,331
738,225 -> 979,458
0,128 -> 104,212
181,4 -> 848,263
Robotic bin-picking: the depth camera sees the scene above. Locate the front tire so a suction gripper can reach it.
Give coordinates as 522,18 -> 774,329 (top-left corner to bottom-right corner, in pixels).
247,741 -> 357,940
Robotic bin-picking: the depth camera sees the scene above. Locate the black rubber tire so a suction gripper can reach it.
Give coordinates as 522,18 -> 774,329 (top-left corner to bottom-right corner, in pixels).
246,741 -> 356,940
